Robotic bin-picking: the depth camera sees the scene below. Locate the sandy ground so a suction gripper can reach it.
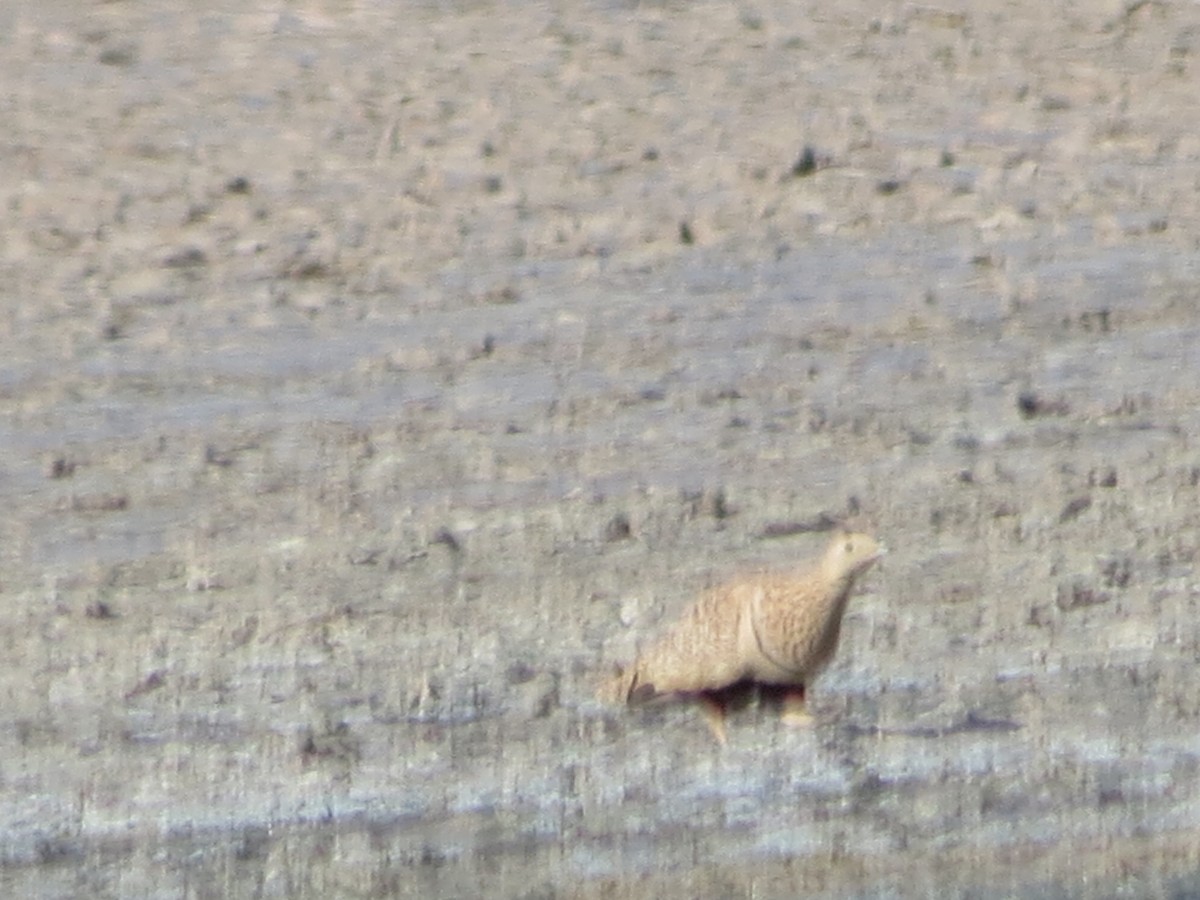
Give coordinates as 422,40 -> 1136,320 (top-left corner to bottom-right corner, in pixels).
3,0 -> 1200,896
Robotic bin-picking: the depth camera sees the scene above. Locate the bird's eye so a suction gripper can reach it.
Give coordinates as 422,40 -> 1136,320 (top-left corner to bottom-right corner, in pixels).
844,540 -> 854,553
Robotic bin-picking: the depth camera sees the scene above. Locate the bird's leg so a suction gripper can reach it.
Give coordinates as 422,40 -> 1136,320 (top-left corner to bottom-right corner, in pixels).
778,686 -> 813,727
696,691 -> 729,745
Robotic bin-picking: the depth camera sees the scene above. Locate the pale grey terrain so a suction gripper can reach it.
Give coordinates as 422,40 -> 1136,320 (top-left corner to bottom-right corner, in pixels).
2,1 -> 1200,897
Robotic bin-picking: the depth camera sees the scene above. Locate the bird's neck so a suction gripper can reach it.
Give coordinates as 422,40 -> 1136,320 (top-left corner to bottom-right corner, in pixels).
821,559 -> 856,591
819,570 -> 857,613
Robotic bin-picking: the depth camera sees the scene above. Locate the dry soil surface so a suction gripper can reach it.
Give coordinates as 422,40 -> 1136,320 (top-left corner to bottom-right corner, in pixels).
3,0 -> 1200,897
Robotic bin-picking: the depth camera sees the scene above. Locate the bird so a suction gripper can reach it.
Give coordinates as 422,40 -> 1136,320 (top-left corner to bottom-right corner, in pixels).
599,530 -> 884,743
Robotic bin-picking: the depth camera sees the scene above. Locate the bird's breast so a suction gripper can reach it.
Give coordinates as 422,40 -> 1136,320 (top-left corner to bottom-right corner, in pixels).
739,591 -> 808,684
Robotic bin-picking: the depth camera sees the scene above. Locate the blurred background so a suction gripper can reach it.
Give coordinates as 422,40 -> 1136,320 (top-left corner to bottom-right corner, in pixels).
3,0 -> 1200,896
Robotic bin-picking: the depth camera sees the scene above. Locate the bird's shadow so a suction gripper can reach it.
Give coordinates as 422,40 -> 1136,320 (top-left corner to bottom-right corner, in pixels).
630,678 -> 805,714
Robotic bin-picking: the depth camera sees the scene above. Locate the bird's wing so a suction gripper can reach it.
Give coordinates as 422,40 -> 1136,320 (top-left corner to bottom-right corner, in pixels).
624,584 -> 748,697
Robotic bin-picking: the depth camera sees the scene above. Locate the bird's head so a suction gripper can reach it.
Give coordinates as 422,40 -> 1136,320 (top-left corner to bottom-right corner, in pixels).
822,531 -> 886,582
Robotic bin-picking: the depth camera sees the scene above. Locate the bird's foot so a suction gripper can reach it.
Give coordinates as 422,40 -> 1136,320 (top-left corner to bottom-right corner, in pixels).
778,687 -> 814,727
697,692 -> 729,745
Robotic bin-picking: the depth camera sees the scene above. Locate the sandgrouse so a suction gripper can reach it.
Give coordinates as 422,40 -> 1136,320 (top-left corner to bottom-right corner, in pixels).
600,531 -> 884,742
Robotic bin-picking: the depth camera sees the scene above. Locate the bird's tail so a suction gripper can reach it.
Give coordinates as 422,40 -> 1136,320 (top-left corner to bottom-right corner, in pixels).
595,661 -> 661,705
595,663 -> 637,705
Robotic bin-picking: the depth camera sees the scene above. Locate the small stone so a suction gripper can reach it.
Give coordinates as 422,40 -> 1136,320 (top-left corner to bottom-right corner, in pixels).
605,513 -> 632,542
85,601 -> 116,619
1055,580 -> 1111,611
45,456 -> 76,479
1059,496 -> 1092,523
618,596 -> 642,627
791,145 -> 818,177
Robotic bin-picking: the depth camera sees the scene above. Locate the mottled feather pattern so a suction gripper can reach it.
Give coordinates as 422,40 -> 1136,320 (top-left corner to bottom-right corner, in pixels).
747,569 -> 855,683
599,531 -> 883,738
624,585 -> 747,697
